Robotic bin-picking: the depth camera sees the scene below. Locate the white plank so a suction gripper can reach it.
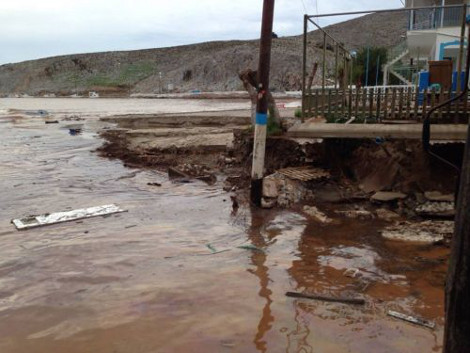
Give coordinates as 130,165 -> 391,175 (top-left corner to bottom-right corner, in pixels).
12,204 -> 125,230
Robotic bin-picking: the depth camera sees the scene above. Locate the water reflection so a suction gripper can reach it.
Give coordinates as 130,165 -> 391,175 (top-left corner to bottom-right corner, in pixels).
248,208 -> 275,353
286,304 -> 314,353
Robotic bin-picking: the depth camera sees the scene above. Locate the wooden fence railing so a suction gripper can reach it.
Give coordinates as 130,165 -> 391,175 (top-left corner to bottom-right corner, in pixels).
302,87 -> 470,123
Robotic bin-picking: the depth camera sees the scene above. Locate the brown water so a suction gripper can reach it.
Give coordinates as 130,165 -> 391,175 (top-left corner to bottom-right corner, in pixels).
0,110 -> 447,353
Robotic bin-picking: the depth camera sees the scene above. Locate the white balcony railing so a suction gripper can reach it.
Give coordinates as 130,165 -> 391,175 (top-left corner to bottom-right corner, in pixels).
409,6 -> 469,31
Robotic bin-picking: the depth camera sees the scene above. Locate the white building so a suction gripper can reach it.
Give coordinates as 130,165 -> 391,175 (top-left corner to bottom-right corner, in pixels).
407,0 -> 469,66
384,0 -> 469,85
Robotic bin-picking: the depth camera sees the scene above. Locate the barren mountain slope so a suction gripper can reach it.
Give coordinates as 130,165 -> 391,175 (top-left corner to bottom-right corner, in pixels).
0,11 -> 406,95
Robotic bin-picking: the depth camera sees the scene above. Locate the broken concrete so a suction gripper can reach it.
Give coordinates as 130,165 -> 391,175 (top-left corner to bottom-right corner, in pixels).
303,205 -> 333,224
415,201 -> 455,218
371,191 -> 407,202
335,209 -> 374,220
382,220 -> 454,243
376,208 -> 400,222
424,191 -> 455,202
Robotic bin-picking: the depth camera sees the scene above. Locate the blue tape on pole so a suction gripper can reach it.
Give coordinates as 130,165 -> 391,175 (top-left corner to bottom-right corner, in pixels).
256,113 -> 268,125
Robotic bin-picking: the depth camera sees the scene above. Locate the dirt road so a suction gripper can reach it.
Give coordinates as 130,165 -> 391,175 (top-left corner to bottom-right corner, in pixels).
0,99 -> 447,353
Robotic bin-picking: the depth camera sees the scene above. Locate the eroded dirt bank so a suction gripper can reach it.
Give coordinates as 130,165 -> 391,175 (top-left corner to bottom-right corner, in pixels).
0,100 -> 458,352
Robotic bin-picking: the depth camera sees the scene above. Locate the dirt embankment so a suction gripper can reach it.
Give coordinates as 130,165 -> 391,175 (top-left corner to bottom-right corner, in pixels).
99,113 -> 462,196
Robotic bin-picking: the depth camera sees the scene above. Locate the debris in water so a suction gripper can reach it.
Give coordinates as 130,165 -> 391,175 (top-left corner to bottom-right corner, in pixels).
343,268 -> 360,278
147,182 -> 162,187
237,244 -> 264,252
285,291 -> 365,305
206,244 -> 217,253
387,310 -> 435,329
12,204 -> 126,230
303,205 -> 333,224
69,128 -> 82,136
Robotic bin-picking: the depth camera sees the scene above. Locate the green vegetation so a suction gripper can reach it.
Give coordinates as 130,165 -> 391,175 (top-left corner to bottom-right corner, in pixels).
86,61 -> 156,87
267,113 -> 282,136
352,47 -> 388,86
294,108 -> 302,118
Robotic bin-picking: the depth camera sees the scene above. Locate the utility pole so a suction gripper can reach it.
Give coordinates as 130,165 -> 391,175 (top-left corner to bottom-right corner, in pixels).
444,118 -> 470,353
443,19 -> 470,353
251,0 -> 275,206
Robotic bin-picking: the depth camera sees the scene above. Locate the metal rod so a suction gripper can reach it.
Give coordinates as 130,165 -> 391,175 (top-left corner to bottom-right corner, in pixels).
322,32 -> 326,90
250,0 -> 275,206
375,55 -> 381,87
307,4 -> 464,19
302,14 -> 308,122
335,44 -> 339,89
365,47 -> 370,87
457,4 -> 467,94
308,18 -> 350,57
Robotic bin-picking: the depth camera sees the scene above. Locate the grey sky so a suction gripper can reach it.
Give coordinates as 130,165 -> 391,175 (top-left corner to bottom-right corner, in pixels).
0,0 -> 403,65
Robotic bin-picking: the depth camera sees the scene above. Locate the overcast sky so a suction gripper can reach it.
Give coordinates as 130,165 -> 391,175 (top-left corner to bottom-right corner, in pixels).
0,0 -> 403,65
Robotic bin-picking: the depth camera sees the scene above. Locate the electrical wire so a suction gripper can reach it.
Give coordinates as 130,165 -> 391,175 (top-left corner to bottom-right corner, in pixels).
300,0 -> 308,14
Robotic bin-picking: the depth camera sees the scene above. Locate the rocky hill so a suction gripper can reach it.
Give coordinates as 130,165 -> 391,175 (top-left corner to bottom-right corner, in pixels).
0,11 -> 407,96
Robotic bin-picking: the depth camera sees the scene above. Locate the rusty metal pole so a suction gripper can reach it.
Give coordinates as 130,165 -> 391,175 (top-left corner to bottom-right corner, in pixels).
302,14 -> 308,123
250,0 -> 275,206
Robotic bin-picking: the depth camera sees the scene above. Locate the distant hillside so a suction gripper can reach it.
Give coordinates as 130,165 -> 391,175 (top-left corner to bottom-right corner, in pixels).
0,11 -> 406,96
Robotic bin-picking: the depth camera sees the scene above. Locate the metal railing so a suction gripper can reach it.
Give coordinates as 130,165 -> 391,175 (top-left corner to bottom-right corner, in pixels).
409,5 -> 469,31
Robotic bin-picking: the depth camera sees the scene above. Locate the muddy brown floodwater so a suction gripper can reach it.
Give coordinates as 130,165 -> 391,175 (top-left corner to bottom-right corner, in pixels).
0,99 -> 448,353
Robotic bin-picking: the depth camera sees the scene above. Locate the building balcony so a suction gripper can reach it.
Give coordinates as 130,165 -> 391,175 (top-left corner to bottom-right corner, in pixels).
408,5 -> 468,31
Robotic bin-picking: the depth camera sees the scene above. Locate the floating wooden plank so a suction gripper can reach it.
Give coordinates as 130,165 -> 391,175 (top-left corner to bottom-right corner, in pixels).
12,204 -> 125,230
278,167 -> 330,182
387,310 -> 435,329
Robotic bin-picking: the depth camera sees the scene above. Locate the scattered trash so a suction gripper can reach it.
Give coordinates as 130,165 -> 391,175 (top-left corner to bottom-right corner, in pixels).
196,249 -> 231,256
45,120 -> 59,124
237,244 -> 264,252
125,225 -> 137,229
168,165 -> 216,185
26,109 -> 49,117
206,244 -> 217,253
62,115 -> 84,121
285,291 -> 365,305
387,310 -> 435,329
69,128 -> 82,136
12,204 -> 126,230
147,182 -> 162,187
343,268 -> 360,278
